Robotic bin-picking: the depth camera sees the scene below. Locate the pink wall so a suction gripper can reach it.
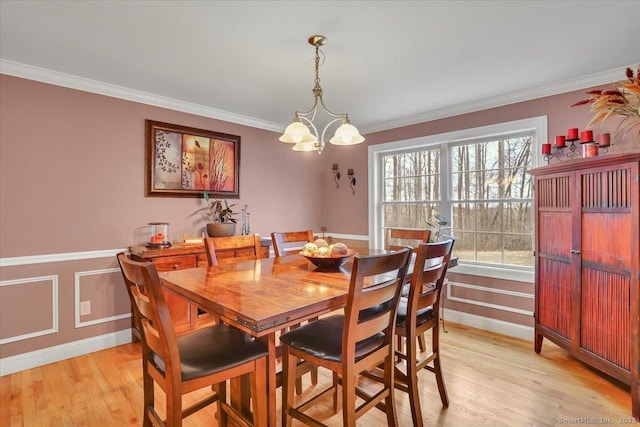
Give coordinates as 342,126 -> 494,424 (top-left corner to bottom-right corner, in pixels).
0,75 -> 327,258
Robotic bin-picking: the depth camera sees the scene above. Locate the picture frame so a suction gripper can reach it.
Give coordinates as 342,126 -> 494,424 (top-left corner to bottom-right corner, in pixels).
145,120 -> 240,198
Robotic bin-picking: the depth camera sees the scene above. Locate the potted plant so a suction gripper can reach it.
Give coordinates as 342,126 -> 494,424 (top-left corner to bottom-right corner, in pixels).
194,191 -> 238,237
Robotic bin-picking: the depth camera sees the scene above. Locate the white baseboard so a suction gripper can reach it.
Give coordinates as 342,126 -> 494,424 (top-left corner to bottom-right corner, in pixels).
0,329 -> 132,376
443,308 -> 534,342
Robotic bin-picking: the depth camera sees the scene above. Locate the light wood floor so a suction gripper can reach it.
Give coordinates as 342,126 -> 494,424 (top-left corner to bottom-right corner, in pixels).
1,322 -> 633,426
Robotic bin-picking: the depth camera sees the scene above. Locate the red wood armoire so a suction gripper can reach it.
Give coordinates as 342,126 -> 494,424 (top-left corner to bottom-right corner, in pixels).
530,152 -> 639,419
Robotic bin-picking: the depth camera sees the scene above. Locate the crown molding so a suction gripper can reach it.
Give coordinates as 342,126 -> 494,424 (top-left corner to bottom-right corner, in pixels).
1,59 -> 628,135
360,66 -> 628,134
0,59 -> 283,132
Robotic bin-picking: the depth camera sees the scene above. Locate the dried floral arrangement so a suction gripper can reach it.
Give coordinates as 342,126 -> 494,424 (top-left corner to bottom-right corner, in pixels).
572,66 -> 640,140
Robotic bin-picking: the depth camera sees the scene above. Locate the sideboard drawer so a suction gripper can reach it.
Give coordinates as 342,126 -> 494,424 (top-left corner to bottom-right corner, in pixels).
152,255 -> 197,271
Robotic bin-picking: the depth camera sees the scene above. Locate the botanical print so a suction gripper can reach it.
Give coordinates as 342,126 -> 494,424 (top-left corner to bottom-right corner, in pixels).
147,120 -> 239,197
208,139 -> 235,191
181,134 -> 210,189
154,130 -> 182,189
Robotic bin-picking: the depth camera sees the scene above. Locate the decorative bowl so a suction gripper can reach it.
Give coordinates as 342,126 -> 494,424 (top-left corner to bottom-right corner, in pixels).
300,249 -> 358,270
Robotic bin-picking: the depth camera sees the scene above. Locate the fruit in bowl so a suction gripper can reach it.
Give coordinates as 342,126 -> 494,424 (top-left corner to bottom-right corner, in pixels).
300,242 -> 357,270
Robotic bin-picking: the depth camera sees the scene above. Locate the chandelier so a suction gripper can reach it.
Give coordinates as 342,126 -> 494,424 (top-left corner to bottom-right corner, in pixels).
279,35 -> 364,154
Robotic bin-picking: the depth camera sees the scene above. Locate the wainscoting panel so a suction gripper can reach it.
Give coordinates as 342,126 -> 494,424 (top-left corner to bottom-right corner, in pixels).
0,275 -> 58,344
74,268 -> 131,328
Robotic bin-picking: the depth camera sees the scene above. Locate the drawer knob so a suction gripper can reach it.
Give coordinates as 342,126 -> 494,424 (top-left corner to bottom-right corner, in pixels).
570,249 -> 581,255
172,264 -> 179,270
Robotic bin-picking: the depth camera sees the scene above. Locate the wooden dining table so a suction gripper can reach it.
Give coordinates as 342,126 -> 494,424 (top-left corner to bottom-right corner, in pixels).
160,248 -> 385,426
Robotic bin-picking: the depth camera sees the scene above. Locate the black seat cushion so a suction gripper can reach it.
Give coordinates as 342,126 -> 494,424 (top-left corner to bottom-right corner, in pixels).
152,323 -> 268,381
395,296 -> 434,327
279,315 -> 386,363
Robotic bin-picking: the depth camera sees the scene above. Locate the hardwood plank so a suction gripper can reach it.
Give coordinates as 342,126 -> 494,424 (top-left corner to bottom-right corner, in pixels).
0,322 -> 632,426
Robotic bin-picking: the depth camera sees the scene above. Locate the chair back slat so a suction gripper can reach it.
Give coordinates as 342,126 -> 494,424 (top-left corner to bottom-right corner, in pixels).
205,234 -> 262,265
343,248 -> 412,360
355,312 -> 393,343
271,230 -> 314,257
385,228 -> 430,252
360,279 -> 401,308
129,283 -> 153,322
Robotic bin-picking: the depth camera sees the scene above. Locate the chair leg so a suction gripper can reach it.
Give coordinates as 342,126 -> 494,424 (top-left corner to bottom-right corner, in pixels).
332,372 -> 341,412
406,333 -> 424,427
166,381 -> 183,427
418,332 -> 426,352
396,335 -> 404,363
341,371 -> 357,427
384,353 -> 399,427
295,366 -> 303,395
282,348 -> 297,427
215,382 -> 228,427
432,324 -> 449,407
142,366 -> 154,427
251,358 -> 268,427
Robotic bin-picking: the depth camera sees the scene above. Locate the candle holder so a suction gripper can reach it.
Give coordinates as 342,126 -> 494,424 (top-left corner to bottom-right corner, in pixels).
543,136 -> 610,164
543,138 -> 579,164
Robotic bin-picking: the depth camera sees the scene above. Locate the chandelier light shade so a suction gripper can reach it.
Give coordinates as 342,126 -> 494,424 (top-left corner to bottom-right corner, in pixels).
279,35 -> 364,154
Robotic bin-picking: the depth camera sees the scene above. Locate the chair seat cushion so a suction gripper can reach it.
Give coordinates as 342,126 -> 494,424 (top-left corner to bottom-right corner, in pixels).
152,323 -> 268,381
395,297 -> 434,327
279,315 -> 386,363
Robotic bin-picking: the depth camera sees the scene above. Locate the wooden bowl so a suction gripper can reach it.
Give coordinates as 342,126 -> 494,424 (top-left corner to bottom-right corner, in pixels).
300,249 -> 357,270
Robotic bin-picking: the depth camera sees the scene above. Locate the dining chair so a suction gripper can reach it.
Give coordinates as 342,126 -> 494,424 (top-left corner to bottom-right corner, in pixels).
270,230 -> 314,257
365,239 -> 455,427
270,229 -> 319,395
204,234 -> 262,265
385,227 -> 431,353
117,253 -> 268,427
280,247 -> 413,427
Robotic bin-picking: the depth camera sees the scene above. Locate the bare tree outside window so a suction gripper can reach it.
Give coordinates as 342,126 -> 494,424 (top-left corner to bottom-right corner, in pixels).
382,134 -> 533,268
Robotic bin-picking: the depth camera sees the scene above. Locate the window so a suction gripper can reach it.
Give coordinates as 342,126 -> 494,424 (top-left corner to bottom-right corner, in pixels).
450,136 -> 533,266
368,116 -> 546,279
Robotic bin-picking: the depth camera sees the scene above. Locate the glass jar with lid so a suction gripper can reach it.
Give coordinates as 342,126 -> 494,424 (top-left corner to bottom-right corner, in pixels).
147,222 -> 171,247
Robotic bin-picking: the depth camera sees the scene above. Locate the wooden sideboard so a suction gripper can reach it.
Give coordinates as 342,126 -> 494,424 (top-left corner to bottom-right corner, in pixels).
530,152 -> 639,419
127,237 -> 271,337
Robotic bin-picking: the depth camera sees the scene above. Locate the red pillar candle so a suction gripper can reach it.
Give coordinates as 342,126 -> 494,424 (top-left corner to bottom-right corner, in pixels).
581,130 -> 593,143
542,143 -> 552,154
567,128 -> 579,140
555,135 -> 566,148
597,133 -> 611,147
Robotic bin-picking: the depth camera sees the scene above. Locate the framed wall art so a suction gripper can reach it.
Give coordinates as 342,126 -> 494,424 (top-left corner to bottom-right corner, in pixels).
145,120 -> 240,198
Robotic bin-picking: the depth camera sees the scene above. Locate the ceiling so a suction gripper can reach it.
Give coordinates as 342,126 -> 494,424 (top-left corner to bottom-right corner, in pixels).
1,1 -> 639,135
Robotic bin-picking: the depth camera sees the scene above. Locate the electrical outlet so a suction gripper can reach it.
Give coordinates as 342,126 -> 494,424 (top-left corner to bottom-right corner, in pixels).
80,300 -> 91,316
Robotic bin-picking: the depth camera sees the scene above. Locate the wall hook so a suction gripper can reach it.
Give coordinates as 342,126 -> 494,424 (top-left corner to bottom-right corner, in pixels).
332,163 -> 340,188
348,169 -> 356,195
